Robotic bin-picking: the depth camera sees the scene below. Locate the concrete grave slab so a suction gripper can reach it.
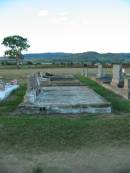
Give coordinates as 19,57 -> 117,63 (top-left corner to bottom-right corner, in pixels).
22,73 -> 111,114
23,86 -> 111,114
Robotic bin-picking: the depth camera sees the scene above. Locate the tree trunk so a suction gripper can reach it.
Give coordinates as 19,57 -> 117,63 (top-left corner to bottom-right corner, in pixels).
16,56 -> 20,69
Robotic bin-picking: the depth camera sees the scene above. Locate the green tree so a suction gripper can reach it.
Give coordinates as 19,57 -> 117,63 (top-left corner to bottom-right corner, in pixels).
2,35 -> 30,69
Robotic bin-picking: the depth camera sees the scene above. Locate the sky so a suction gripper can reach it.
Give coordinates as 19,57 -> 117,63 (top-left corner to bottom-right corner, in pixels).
0,0 -> 130,55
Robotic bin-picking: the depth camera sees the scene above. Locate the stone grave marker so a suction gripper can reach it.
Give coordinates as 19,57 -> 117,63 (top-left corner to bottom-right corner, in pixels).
111,64 -> 123,87
97,64 -> 103,78
124,78 -> 130,99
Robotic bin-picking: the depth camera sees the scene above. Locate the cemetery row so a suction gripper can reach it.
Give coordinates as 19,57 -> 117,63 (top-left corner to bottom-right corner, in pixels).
81,64 -> 130,99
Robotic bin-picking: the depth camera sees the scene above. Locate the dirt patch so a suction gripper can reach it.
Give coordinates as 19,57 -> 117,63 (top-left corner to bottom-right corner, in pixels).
0,146 -> 130,173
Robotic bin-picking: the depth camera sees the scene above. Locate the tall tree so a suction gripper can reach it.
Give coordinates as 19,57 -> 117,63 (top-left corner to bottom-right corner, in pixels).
2,35 -> 30,69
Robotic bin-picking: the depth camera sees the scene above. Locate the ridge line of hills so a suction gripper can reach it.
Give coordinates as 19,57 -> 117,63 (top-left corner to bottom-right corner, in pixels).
24,52 -> 130,63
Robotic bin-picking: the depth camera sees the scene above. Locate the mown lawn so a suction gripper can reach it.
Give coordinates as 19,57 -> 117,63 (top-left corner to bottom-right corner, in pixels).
77,75 -> 130,112
0,115 -> 130,151
0,74 -> 130,152
0,68 -> 110,84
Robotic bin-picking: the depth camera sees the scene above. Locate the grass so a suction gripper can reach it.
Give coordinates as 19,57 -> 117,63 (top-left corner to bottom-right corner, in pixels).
0,85 -> 26,114
33,167 -> 43,173
0,69 -> 130,152
0,68 -> 130,173
0,68 -> 111,84
0,115 -> 130,151
77,75 -> 130,112
33,166 -> 71,173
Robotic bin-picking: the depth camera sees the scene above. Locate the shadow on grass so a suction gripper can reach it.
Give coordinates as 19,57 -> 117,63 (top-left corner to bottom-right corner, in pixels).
33,166 -> 72,173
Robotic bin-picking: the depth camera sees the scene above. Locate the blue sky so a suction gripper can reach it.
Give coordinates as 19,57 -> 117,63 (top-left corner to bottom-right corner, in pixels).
0,0 -> 130,55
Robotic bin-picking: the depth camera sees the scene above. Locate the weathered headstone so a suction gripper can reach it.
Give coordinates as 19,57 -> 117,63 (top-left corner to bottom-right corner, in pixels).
25,89 -> 36,103
37,71 -> 42,77
84,67 -> 88,77
26,75 -> 36,103
124,78 -> 130,99
81,68 -> 85,76
124,79 -> 130,90
97,64 -> 103,78
27,75 -> 33,91
26,73 -> 42,103
111,64 -> 123,87
122,68 -> 126,76
33,73 -> 41,95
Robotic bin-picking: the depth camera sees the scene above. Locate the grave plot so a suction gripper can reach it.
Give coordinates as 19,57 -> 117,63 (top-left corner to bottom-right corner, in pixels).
0,79 -> 19,101
20,73 -> 111,114
92,64 -> 130,99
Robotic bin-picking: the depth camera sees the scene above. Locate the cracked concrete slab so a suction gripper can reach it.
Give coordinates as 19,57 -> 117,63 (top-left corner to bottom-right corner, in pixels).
23,86 -> 111,114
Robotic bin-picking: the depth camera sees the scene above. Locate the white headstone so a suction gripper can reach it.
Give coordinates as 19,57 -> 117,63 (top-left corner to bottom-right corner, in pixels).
26,90 -> 36,103
111,64 -> 123,86
97,64 -> 103,78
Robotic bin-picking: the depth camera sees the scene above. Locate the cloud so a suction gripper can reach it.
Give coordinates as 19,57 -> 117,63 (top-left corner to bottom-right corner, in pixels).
38,10 -> 48,16
82,20 -> 89,25
57,12 -> 69,16
82,18 -> 89,25
53,16 -> 68,23
52,11 -> 69,23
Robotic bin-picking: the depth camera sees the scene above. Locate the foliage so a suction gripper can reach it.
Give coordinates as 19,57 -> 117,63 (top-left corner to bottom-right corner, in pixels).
2,35 -> 30,68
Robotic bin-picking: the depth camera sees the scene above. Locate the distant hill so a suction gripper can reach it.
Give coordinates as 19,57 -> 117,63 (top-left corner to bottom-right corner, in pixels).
74,52 -> 130,63
24,52 -> 73,59
15,51 -> 130,64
